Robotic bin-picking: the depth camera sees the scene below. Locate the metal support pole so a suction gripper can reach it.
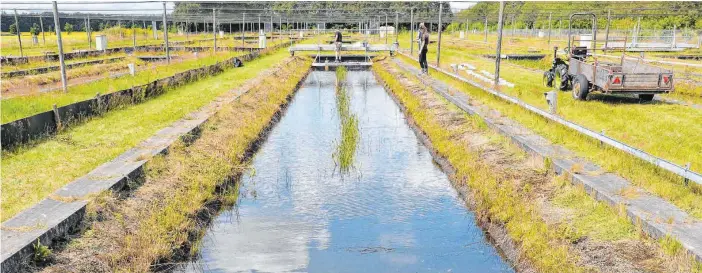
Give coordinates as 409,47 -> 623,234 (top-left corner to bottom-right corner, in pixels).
132,19 -> 136,50
87,15 -> 92,49
39,15 -> 46,46
84,17 -> 88,47
163,1 -> 169,64
484,16 -> 488,43
52,1 -> 67,92
672,25 -> 677,49
14,9 -> 23,57
547,13 -> 552,46
437,2 -> 443,66
385,14 -> 388,45
241,13 -> 246,47
465,18 -> 469,39
410,8 -> 414,55
604,10 -> 611,53
494,1 -> 505,87
270,15 -> 274,45
395,12 -> 399,44
213,9 -> 217,52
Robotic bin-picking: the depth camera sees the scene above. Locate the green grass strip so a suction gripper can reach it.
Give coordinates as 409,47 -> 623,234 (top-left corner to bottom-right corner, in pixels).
1,49 -> 290,222
396,53 -> 702,220
1,51 -> 244,122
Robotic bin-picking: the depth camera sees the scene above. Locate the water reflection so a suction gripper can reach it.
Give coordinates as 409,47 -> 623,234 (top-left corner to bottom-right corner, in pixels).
181,70 -> 513,273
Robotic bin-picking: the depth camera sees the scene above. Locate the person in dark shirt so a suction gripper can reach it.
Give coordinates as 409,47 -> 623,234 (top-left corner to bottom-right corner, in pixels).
334,30 -> 343,62
418,23 -> 429,74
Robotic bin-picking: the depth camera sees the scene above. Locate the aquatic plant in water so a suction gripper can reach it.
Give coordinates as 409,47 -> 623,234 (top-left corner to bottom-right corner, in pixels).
333,67 -> 359,172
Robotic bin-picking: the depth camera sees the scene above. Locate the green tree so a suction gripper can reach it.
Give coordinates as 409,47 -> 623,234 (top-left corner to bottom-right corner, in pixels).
9,23 -> 17,35
29,23 -> 40,36
64,22 -> 74,34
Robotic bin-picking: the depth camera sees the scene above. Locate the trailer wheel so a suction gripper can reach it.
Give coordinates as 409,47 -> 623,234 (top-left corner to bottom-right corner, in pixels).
638,94 -> 655,102
572,74 -> 589,101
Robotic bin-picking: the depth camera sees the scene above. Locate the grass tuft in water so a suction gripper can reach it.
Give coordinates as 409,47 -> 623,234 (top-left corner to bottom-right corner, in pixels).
333,67 -> 359,172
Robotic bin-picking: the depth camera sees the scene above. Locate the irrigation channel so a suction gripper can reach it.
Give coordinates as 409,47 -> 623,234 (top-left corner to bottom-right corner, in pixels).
178,69 -> 514,272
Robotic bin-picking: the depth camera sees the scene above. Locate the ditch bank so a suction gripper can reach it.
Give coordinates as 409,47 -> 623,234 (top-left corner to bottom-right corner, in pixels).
390,57 -> 702,264
1,41 -> 293,150
374,58 -> 702,272
372,61 -> 535,273
1,57 -> 310,273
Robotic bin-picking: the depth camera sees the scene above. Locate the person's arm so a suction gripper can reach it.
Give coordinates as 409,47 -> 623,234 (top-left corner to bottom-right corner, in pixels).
418,34 -> 424,52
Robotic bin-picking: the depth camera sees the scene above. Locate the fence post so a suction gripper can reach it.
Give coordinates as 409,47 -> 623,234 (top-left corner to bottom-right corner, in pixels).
494,1 -> 505,87
52,1 -> 67,92
163,1 -> 170,64
13,9 -> 23,57
52,104 -> 62,131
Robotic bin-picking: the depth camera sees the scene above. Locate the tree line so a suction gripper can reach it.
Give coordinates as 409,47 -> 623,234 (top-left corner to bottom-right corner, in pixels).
453,2 -> 702,32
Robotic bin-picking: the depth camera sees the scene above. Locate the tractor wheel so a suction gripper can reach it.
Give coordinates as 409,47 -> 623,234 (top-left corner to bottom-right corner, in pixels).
543,71 -> 554,87
572,74 -> 590,101
557,64 -> 570,91
638,94 -> 655,102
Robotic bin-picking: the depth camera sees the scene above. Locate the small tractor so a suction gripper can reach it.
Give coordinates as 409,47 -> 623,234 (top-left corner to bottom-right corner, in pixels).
543,13 -> 674,101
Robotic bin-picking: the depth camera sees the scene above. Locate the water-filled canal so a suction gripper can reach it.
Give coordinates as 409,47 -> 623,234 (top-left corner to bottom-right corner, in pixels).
182,70 -> 513,272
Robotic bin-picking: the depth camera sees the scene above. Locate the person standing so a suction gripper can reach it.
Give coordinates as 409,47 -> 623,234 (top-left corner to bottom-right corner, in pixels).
334,29 -> 343,62
418,23 -> 429,74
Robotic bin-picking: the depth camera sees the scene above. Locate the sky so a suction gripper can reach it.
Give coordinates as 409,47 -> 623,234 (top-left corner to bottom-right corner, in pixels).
1,1 -> 476,15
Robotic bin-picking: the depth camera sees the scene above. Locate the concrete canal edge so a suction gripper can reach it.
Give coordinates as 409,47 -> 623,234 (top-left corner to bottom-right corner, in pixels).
390,57 -> 702,264
0,59 -> 308,273
372,68 -> 538,273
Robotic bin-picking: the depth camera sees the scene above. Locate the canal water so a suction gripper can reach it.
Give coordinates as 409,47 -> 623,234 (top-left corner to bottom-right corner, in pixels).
181,70 -> 513,273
